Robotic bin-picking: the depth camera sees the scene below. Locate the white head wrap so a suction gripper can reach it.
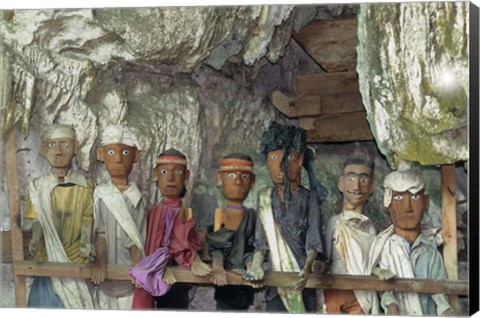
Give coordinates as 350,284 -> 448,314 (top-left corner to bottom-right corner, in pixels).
100,125 -> 142,150
383,170 -> 425,208
42,124 -> 76,141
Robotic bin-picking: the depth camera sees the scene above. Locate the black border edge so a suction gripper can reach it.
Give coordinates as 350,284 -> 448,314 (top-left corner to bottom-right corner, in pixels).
469,1 -> 479,316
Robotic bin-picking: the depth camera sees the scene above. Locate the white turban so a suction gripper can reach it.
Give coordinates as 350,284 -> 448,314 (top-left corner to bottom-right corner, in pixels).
42,124 -> 76,141
383,170 -> 425,208
100,125 -> 142,150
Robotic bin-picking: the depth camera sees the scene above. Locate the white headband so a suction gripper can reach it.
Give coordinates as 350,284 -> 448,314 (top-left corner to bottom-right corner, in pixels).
42,124 -> 76,141
383,170 -> 425,208
100,125 -> 142,150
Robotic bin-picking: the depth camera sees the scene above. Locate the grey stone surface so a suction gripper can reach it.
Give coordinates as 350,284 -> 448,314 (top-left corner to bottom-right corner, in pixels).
0,4 -> 470,314
357,2 -> 469,169
0,265 -> 15,308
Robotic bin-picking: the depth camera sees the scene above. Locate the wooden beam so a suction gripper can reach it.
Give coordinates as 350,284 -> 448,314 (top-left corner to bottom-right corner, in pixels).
5,127 -> 27,307
442,164 -> 459,313
272,72 -> 366,121
299,112 -> 373,142
297,71 -> 361,97
293,19 -> 358,72
271,91 -> 322,118
13,261 -> 468,295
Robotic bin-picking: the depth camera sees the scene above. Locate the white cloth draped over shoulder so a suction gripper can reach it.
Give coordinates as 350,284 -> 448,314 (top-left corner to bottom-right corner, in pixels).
369,225 -> 423,315
26,170 -> 94,309
333,210 -> 379,314
258,188 -> 306,313
93,182 -> 145,253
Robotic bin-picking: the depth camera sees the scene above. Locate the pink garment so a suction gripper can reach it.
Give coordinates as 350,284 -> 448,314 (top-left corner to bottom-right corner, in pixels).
129,206 -> 177,297
131,198 -> 201,309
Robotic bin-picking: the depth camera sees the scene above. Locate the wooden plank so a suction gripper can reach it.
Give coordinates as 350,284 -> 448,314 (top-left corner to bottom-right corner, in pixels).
293,19 -> 357,72
300,112 -> 373,142
5,127 -> 27,307
297,71 -> 360,97
320,93 -> 365,115
272,91 -> 322,118
13,261 -> 468,295
442,164 -> 459,313
1,231 -> 31,264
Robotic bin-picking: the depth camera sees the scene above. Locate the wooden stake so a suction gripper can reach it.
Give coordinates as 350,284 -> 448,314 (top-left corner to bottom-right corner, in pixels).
4,127 -> 27,307
13,261 -> 469,295
442,164 -> 459,313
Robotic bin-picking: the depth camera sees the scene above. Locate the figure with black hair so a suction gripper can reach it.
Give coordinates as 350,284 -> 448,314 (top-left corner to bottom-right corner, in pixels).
131,148 -> 211,309
206,153 -> 257,311
323,152 -> 379,314
243,122 -> 327,313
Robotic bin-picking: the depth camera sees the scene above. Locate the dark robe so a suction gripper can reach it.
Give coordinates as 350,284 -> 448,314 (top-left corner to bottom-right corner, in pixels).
254,185 -> 324,312
206,208 -> 256,310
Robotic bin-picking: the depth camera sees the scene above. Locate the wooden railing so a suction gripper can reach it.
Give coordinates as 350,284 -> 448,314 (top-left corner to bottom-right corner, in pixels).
12,260 -> 469,296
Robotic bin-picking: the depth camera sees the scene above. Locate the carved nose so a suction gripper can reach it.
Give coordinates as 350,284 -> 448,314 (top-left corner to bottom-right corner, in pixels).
115,153 -> 123,163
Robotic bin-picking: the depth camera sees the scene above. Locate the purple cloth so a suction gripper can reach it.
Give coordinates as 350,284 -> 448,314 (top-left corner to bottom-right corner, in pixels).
128,207 -> 179,297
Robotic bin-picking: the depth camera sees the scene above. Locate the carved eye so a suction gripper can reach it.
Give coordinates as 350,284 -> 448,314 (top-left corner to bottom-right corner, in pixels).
122,149 -> 130,156
160,169 -> 168,174
411,194 -> 420,200
107,149 -> 115,156
241,173 -> 249,179
271,154 -> 278,160
175,169 -> 184,175
228,173 -> 236,179
287,154 -> 296,160
360,177 -> 369,184
393,194 -> 404,200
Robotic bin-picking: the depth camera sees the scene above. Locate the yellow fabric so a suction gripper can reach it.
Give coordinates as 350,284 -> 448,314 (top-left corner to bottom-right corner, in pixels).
25,180 -> 94,264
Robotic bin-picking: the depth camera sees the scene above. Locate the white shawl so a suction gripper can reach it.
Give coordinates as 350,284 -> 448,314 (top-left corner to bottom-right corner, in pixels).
333,210 -> 379,314
94,182 -> 145,253
369,225 -> 423,315
258,188 -> 306,313
27,171 -> 94,309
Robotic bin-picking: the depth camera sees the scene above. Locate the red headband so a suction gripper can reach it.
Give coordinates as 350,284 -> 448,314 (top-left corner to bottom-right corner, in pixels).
156,156 -> 187,166
218,158 -> 254,172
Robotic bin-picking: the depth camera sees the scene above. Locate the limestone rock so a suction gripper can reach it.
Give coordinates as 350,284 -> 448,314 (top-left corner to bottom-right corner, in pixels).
357,2 -> 469,169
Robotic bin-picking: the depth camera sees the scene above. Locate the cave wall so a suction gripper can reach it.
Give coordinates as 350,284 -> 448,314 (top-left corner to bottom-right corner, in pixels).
0,3 -> 470,312
356,2 -> 469,170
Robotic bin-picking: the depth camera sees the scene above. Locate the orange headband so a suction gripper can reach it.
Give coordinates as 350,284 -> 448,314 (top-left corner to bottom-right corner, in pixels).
156,156 -> 187,166
218,158 -> 254,172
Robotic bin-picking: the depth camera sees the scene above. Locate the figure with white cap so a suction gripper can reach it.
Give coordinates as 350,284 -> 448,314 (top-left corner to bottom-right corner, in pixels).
206,153 -> 257,311
130,148 -> 211,309
24,124 -> 94,309
369,170 -> 454,316
90,125 -> 148,309
323,151 -> 379,315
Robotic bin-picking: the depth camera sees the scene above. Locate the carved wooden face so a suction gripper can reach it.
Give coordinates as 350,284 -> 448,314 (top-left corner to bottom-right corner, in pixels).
155,163 -> 190,199
266,149 -> 304,186
217,170 -> 255,202
99,144 -> 139,179
338,164 -> 373,211
388,190 -> 429,231
41,138 -> 77,169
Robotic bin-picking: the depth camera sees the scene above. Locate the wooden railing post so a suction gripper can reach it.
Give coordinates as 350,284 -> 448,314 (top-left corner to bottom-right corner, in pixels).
442,164 -> 459,313
4,126 -> 27,307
